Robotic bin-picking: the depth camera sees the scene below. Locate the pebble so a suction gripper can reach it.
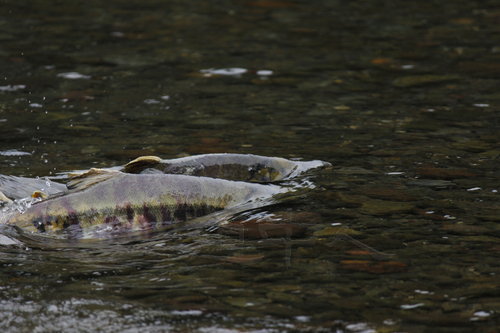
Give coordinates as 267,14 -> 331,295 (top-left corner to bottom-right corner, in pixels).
416,166 -> 476,179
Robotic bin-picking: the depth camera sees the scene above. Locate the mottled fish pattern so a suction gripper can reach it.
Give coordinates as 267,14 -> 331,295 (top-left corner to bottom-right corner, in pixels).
124,153 -> 331,183
3,173 -> 286,236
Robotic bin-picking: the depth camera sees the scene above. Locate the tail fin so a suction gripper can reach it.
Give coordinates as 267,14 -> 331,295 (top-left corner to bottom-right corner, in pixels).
0,175 -> 67,200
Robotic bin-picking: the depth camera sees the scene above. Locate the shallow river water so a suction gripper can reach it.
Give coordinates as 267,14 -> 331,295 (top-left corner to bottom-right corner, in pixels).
0,1 -> 499,332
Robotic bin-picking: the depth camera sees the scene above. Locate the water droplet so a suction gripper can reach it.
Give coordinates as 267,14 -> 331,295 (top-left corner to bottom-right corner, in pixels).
1,195 -> 43,215
0,150 -> 31,156
0,84 -> 26,92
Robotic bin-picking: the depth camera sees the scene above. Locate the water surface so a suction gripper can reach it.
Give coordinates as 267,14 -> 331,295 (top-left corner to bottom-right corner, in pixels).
0,0 -> 499,332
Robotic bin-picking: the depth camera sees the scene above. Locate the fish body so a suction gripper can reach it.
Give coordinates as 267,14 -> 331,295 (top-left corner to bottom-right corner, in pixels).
3,173 -> 286,235
124,153 -> 331,182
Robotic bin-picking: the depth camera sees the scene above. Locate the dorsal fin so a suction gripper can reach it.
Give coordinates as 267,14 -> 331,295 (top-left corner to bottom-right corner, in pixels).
67,168 -> 120,190
123,156 -> 162,174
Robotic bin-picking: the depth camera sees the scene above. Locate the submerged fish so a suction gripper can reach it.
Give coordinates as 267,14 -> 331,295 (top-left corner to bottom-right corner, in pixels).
123,153 -> 331,182
1,171 -> 287,236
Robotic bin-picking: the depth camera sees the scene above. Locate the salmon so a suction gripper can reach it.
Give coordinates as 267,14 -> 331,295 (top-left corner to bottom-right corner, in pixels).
2,171 -> 287,236
123,153 -> 331,182
1,153 -> 330,237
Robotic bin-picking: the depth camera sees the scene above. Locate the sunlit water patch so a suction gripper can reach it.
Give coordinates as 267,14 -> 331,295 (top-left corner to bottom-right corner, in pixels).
200,68 -> 248,77
56,72 -> 91,80
0,150 -> 31,157
0,84 -> 26,92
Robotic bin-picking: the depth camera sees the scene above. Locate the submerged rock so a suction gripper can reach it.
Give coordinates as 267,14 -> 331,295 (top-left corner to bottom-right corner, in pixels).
219,219 -> 307,239
313,226 -> 361,236
392,74 -> 460,87
407,179 -> 456,188
339,260 -> 407,274
416,167 -> 477,179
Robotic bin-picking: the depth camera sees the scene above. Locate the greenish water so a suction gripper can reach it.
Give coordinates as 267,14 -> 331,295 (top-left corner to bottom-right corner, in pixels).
0,0 -> 499,332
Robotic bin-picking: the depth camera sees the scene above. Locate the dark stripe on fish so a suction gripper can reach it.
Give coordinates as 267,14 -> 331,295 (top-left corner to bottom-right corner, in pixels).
142,204 -> 156,227
105,215 -> 121,225
160,205 -> 172,225
126,204 -> 134,222
20,201 -> 230,235
174,203 -> 187,221
197,203 -> 209,217
66,211 -> 80,227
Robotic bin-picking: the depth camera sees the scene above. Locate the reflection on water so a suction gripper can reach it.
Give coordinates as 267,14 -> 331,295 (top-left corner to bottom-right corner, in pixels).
0,0 -> 499,331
